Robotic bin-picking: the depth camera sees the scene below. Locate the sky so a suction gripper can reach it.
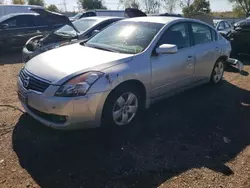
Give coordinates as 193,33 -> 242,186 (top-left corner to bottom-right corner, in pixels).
5,0 -> 233,12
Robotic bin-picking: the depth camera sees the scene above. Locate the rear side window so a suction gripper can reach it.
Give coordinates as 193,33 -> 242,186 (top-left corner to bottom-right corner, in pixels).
191,23 -> 212,45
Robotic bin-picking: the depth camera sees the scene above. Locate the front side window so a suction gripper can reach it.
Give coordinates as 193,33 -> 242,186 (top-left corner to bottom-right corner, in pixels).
86,21 -> 164,54
157,23 -> 190,49
191,23 -> 212,45
2,15 -> 34,28
3,18 -> 17,28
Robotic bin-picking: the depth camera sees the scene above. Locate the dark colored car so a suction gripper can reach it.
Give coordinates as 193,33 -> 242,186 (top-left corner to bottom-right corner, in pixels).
224,18 -> 250,57
0,11 -> 68,51
22,16 -> 122,62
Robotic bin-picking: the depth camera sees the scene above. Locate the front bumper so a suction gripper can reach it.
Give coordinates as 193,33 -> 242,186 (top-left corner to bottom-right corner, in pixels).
17,77 -> 109,130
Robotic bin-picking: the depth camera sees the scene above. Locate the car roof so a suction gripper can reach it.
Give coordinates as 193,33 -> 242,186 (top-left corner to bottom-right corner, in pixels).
78,16 -> 123,21
120,16 -> 183,24
122,16 -> 209,24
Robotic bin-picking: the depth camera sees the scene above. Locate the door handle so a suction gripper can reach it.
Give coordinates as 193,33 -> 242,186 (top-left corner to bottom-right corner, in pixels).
187,56 -> 193,61
215,47 -> 219,51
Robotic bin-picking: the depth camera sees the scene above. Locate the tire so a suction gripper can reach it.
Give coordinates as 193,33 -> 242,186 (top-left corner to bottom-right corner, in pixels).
102,85 -> 143,129
210,60 -> 225,84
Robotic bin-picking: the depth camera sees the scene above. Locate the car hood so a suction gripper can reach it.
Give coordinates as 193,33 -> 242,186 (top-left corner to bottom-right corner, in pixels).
25,43 -> 134,84
31,8 -> 79,33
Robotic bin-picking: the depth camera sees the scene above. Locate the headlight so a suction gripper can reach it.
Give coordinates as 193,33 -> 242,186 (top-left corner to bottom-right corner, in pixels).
55,71 -> 104,97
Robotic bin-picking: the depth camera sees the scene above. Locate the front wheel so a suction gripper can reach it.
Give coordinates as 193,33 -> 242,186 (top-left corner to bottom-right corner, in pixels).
210,60 -> 225,84
102,86 -> 142,128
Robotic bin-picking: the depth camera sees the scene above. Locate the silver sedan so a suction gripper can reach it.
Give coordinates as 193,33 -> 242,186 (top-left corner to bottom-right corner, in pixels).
17,16 -> 231,130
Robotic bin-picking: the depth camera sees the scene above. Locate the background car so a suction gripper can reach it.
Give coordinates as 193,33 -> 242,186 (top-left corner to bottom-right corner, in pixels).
214,19 -> 233,33
0,4 -> 43,17
0,9 -> 73,51
17,16 -> 231,130
224,18 -> 250,57
69,10 -> 126,22
22,16 -> 123,62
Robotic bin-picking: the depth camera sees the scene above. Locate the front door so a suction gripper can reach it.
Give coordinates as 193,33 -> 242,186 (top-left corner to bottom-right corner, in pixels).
151,22 -> 196,98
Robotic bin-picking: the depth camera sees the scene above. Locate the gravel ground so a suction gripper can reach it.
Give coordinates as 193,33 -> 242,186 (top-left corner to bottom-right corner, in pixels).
0,52 -> 250,188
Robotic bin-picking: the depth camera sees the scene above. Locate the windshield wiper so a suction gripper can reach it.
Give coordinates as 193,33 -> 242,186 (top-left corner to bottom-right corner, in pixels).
86,43 -> 120,53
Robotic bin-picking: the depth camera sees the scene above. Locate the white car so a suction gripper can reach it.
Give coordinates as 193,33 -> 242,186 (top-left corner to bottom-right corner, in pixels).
17,16 -> 231,130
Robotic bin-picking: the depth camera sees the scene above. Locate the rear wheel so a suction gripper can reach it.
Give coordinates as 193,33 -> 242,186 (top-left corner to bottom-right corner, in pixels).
210,60 -> 224,84
102,86 -> 143,128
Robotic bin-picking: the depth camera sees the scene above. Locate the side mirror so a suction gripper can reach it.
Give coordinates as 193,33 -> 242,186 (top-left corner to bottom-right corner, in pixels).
156,44 -> 178,54
1,24 -> 9,29
91,29 -> 100,36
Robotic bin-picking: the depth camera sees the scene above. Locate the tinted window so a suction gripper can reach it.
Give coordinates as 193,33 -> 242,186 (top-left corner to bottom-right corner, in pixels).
2,15 -> 35,28
34,16 -> 48,26
16,15 -> 35,28
191,23 -> 212,45
158,23 -> 190,49
2,17 -> 17,28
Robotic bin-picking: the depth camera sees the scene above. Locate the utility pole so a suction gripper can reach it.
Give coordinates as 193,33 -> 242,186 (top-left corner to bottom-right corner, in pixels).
58,0 -> 67,12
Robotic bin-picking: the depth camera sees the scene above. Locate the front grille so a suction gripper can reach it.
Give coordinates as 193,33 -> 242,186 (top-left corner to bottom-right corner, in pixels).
28,105 -> 67,123
19,69 -> 51,93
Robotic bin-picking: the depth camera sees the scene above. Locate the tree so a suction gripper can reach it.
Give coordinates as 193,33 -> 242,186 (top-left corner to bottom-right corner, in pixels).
47,4 -> 59,12
229,0 -> 250,17
78,0 -> 107,10
180,0 -> 193,8
120,0 -> 140,9
182,0 -> 211,16
141,0 -> 160,14
162,0 -> 178,12
27,0 -> 45,6
12,0 -> 25,4
232,5 -> 246,17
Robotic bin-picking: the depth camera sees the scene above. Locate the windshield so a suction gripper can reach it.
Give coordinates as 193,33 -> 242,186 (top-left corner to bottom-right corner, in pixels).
85,21 -> 164,54
54,18 -> 98,37
71,13 -> 82,20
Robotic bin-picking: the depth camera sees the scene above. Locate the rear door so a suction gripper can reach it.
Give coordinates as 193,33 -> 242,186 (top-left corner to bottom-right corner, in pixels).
190,22 -> 218,80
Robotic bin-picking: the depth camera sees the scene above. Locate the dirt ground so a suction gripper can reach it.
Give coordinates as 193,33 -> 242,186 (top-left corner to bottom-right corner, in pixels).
1,52 -> 250,188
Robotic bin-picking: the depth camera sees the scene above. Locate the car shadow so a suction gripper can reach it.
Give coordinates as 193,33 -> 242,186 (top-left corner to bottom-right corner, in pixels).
12,80 -> 250,188
0,50 -> 23,65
